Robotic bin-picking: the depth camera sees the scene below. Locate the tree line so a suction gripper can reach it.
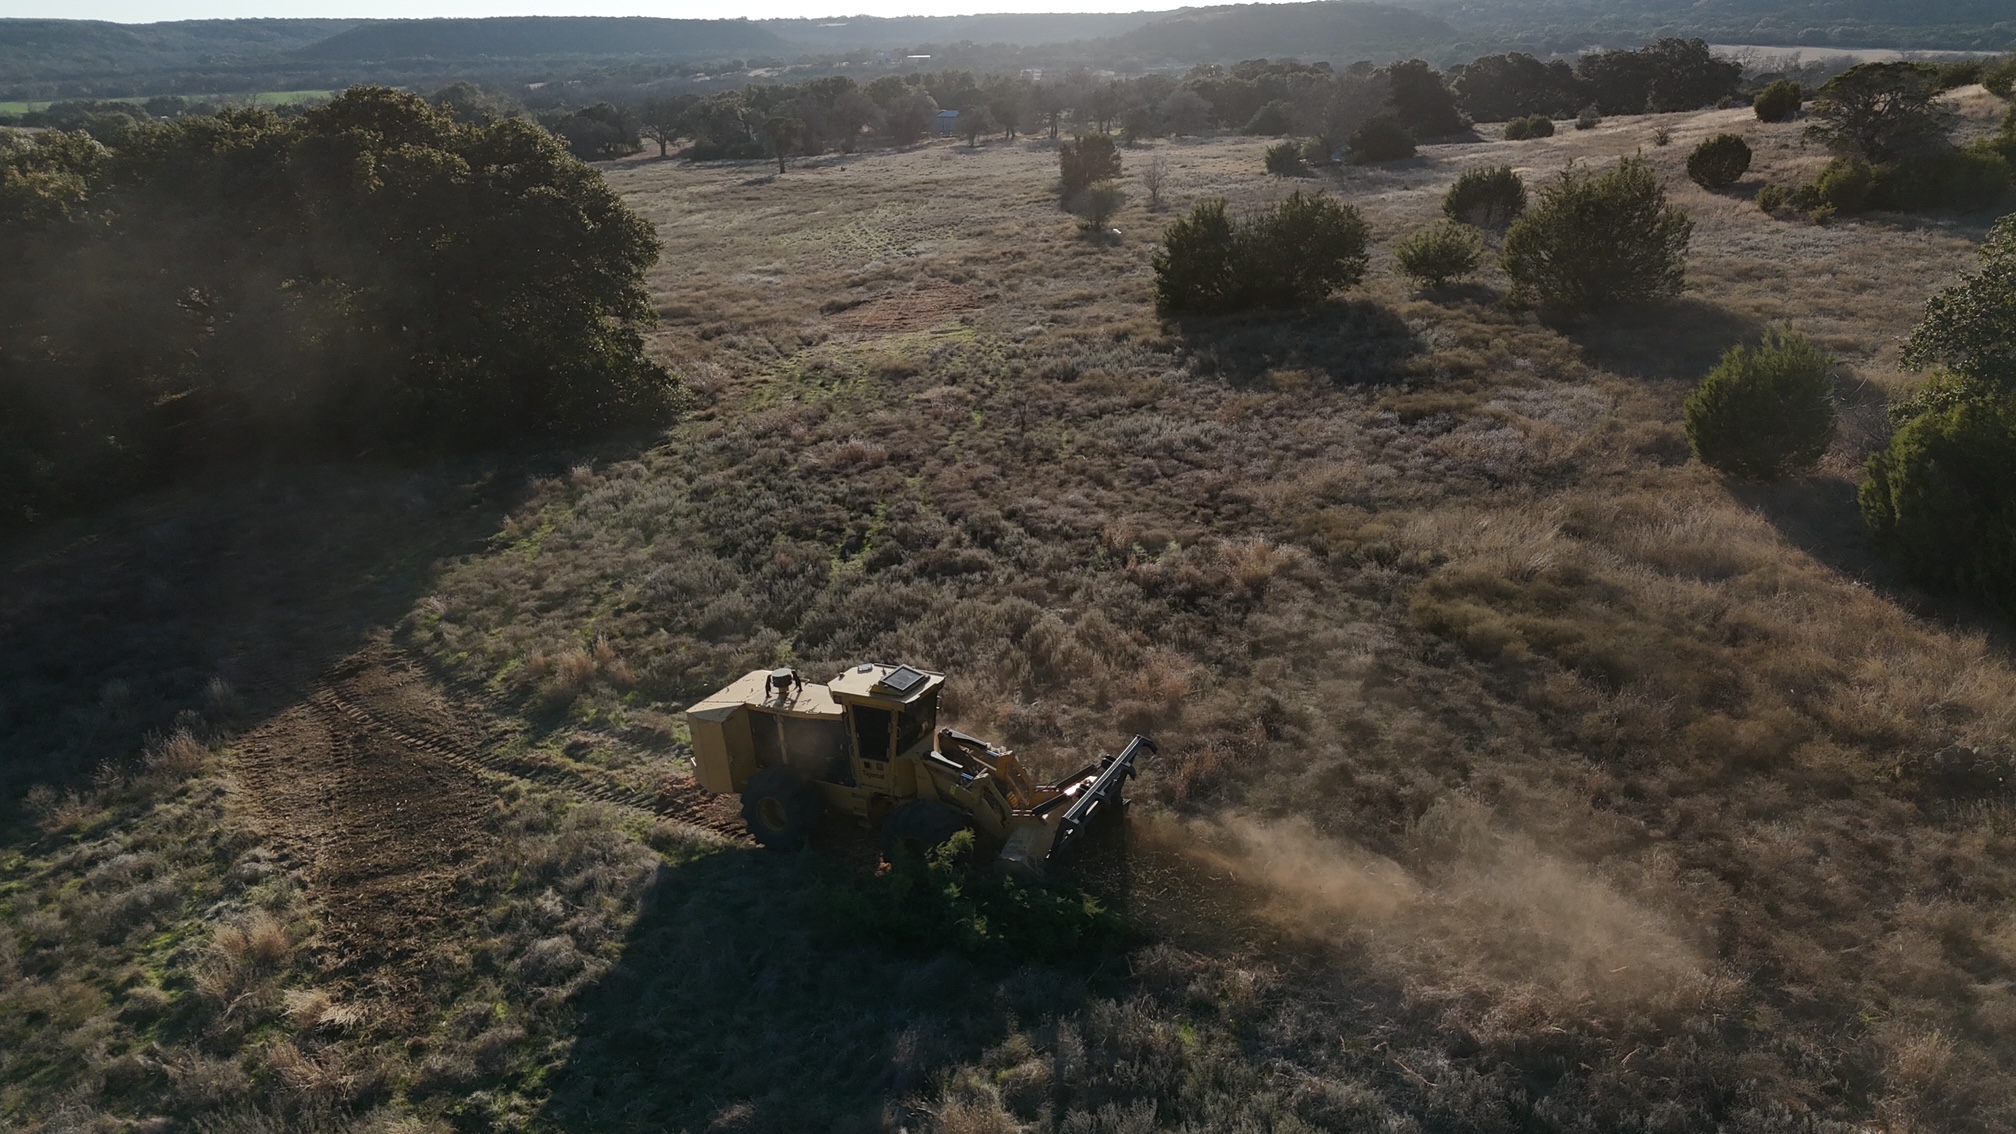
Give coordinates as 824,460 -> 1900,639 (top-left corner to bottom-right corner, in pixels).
340,38 -> 1768,166
0,88 -> 673,526
21,42 -> 2003,171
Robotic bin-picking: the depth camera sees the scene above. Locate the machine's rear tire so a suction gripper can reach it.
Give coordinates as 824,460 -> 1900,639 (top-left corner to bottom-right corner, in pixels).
740,767 -> 820,849
880,799 -> 970,862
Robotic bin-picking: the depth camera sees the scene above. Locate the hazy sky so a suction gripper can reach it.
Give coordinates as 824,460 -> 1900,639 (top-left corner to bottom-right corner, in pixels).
1,0 -> 1195,20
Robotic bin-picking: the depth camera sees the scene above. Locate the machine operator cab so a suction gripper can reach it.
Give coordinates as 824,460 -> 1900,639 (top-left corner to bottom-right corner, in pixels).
683,662 -> 945,797
826,663 -> 943,793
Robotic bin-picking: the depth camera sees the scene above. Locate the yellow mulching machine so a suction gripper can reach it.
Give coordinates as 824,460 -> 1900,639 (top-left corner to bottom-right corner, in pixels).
684,662 -> 1151,872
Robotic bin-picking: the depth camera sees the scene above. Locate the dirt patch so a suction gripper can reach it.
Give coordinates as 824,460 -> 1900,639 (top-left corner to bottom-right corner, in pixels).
232,645 -> 753,996
232,646 -> 493,998
829,283 -> 977,333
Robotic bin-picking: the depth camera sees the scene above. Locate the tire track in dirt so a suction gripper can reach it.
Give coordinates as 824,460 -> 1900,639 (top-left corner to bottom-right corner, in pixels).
234,654 -> 492,996
307,652 -> 750,841
233,645 -> 750,991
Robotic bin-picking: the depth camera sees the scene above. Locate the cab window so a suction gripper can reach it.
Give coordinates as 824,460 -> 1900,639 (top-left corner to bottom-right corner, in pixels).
895,703 -> 931,755
853,706 -> 893,762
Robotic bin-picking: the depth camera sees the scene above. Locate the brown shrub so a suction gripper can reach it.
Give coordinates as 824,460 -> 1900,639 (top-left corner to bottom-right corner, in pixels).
197,911 -> 291,1012
144,728 -> 209,779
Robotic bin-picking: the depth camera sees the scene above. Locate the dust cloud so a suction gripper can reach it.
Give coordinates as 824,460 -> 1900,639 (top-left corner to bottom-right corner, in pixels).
1148,800 -> 1703,1003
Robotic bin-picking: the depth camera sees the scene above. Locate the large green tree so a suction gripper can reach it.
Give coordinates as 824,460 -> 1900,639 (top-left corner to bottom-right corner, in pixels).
1574,38 -> 1740,115
0,87 -> 672,524
1449,52 -> 1580,122
1809,63 -> 1955,161
1380,59 -> 1466,138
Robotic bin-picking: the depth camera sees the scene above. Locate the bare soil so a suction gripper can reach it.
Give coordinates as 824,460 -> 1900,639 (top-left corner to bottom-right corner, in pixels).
231,644 -> 746,1002
231,646 -> 493,998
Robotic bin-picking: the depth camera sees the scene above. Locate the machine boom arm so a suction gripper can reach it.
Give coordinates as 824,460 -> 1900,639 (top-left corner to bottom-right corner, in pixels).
1051,734 -> 1155,858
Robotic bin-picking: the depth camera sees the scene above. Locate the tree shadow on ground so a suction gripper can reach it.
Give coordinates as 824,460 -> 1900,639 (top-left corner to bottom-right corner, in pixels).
1729,474 -> 1885,584
1729,473 -> 2016,657
540,834 -> 1121,1134
0,444 -> 612,818
1172,298 -> 1422,387
1557,297 -> 1767,384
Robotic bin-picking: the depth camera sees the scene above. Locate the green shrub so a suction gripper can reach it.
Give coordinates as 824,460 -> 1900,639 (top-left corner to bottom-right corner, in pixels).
1503,114 -> 1554,140
1153,198 -> 1238,312
1349,114 -> 1415,162
1059,133 -> 1122,198
1933,60 -> 1985,90
1986,58 -> 2016,99
1394,220 -> 1485,289
1791,156 -> 1874,213
1443,165 -> 1527,227
1901,214 -> 2016,391
687,139 -> 768,161
1987,107 -> 2016,164
1753,80 -> 1803,122
1811,203 -> 1838,225
1152,192 -> 1370,314
1888,368 -> 2005,426
1575,105 -> 1602,130
822,831 -> 1136,963
1069,181 -> 1127,231
1501,157 -> 1693,312
1300,136 -> 1332,164
1860,391 -> 2016,617
1243,100 -> 1293,136
1868,147 -> 2013,212
1684,326 -> 1838,479
1757,184 -> 1789,213
1652,124 -> 1673,146
1792,149 -> 2013,215
1264,140 -> 1307,176
1687,133 -> 1752,189
1239,191 -> 1373,307
1861,214 -> 2016,614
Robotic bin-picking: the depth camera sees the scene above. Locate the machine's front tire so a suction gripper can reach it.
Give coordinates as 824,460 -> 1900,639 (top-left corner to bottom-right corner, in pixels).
880,799 -> 970,862
740,767 -> 821,849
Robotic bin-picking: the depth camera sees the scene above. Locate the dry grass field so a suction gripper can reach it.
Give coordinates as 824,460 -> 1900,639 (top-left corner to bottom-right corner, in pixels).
5,88 -> 2016,1133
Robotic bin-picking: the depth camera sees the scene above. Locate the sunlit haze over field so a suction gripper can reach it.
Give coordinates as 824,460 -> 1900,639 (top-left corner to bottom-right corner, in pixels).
3,0 -> 1197,22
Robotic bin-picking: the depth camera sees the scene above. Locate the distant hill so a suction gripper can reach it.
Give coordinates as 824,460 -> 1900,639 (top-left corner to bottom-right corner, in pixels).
1120,1 -> 1458,64
3,0 -> 2008,102
1397,0 -> 2016,50
292,17 -> 790,62
763,4 -> 1456,63
762,13 -> 1151,52
0,18 -> 355,77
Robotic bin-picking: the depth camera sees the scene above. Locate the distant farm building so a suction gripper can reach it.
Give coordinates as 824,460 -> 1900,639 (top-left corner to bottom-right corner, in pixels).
935,109 -> 960,135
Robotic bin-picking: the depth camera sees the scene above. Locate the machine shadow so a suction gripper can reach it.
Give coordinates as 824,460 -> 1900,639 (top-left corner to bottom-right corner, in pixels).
537,842 -> 1115,1133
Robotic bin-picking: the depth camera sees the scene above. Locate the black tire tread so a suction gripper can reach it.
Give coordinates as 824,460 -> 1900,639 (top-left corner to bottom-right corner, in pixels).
741,766 -> 820,849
